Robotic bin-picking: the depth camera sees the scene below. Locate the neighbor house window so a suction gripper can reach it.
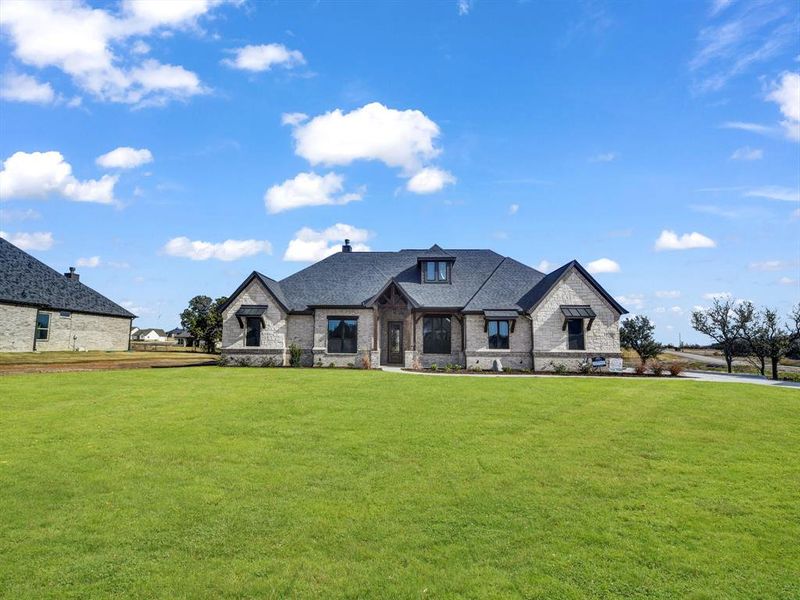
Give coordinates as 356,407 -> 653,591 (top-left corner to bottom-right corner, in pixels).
245,317 -> 261,347
327,318 -> 358,353
423,261 -> 449,283
35,312 -> 50,341
488,320 -> 510,349
423,316 -> 451,354
567,318 -> 585,350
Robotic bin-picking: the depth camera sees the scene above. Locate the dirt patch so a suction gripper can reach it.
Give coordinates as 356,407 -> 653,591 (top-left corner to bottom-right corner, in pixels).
0,358 -> 216,375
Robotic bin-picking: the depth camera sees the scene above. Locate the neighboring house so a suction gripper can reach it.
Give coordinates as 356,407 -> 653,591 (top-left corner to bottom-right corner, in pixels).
166,327 -> 183,339
171,328 -> 198,347
0,238 -> 135,352
220,241 -> 627,371
132,328 -> 167,342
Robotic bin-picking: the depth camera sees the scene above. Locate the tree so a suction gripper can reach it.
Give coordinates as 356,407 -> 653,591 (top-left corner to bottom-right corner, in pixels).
180,295 -> 228,353
691,298 -> 744,373
762,304 -> 800,380
620,315 -> 662,366
734,301 -> 768,376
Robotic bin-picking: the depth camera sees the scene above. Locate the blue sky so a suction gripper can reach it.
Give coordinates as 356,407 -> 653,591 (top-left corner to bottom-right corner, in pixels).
1,0 -> 798,343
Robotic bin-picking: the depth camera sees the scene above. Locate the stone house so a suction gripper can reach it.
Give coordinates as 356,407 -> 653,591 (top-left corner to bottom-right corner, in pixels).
0,238 -> 135,352
220,242 -> 627,371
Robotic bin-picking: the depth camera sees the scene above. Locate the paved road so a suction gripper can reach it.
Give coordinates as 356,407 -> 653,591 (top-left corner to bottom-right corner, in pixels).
662,349 -> 800,374
383,366 -> 800,388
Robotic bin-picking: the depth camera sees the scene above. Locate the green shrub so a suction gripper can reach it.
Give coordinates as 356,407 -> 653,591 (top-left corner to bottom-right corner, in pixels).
549,361 -> 568,375
650,361 -> 665,376
289,344 -> 303,368
328,362 -> 336,368
577,360 -> 595,375
430,363 -> 439,372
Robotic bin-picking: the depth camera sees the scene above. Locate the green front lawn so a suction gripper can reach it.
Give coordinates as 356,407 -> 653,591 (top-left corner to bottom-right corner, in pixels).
1,369 -> 798,598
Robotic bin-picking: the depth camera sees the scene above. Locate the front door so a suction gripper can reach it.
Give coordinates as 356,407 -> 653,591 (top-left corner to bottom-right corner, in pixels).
387,321 -> 403,364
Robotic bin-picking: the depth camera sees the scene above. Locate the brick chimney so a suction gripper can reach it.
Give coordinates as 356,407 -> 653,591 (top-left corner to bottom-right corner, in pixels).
342,239 -> 352,253
64,266 -> 80,282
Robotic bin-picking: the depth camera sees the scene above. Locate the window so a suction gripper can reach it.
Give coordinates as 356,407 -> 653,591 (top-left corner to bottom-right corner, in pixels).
423,316 -> 451,354
567,318 -> 585,350
245,317 -> 261,347
438,261 -> 448,281
327,318 -> 358,353
35,312 -> 50,341
423,261 -> 449,283
488,320 -> 510,349
425,261 -> 436,282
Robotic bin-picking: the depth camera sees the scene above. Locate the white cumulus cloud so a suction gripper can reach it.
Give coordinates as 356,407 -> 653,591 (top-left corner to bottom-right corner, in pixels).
535,260 -> 552,272
586,257 -> 620,274
264,172 -> 362,214
616,294 -> 644,310
163,237 -> 272,261
0,0 -> 228,106
288,102 -> 442,173
0,72 -> 55,104
0,230 -> 54,250
223,43 -> 305,72
96,146 -> 153,169
0,150 -> 117,204
589,152 -> 618,163
76,255 -> 101,268
655,290 -> 681,298
406,167 -> 456,194
767,72 -> 800,141
508,203 -> 519,215
703,291 -> 731,300
281,112 -> 308,126
730,146 -> 763,160
654,230 -> 716,251
283,224 -> 371,262
749,260 -> 791,271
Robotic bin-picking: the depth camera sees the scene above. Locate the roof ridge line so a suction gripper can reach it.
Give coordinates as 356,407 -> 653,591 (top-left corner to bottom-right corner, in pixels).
462,256 -> 508,309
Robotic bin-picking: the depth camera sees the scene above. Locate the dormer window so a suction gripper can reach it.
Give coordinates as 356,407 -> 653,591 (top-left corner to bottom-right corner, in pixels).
423,261 -> 450,283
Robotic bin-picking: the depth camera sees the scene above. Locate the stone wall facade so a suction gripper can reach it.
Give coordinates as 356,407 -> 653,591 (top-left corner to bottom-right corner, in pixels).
0,302 -> 131,352
463,314 -> 533,370
413,313 -> 464,369
530,270 -> 622,372
312,308 -> 374,368
0,303 -> 37,352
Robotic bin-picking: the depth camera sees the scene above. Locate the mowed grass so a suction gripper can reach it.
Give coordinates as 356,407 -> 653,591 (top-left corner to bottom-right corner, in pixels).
0,369 -> 798,599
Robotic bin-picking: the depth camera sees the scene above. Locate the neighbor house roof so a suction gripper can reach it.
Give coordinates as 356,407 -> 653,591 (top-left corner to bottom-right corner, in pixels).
0,238 -> 135,318
227,244 -> 627,316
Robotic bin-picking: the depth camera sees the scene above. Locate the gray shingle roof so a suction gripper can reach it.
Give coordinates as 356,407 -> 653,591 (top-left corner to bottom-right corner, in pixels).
226,245 -> 627,316
0,238 -> 135,318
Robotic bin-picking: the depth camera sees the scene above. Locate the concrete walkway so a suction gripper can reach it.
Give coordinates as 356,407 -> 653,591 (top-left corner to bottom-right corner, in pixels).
380,365 -> 800,388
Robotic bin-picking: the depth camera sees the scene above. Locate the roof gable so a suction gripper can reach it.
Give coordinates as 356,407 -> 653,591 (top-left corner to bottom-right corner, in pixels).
523,260 -> 627,315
